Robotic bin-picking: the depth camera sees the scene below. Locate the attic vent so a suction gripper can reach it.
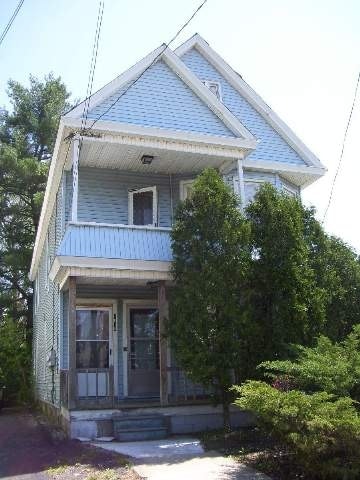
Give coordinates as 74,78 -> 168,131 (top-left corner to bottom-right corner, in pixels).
203,80 -> 222,101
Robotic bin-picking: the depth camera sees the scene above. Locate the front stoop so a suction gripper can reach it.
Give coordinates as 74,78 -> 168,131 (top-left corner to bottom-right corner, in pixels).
112,414 -> 168,441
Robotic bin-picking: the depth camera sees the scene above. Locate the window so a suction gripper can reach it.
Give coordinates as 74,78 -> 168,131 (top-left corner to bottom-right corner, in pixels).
203,80 -> 222,101
128,186 -> 157,226
283,185 -> 298,198
76,308 -> 110,369
180,179 -> 195,201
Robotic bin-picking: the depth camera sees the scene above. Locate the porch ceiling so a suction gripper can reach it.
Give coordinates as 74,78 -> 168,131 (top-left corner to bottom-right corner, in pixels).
77,140 -> 235,175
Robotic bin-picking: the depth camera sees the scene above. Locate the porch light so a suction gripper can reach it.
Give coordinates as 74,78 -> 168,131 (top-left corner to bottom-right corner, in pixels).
141,154 -> 154,165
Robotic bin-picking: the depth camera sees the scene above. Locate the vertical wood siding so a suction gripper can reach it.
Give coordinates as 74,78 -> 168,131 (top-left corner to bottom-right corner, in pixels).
181,48 -> 306,166
87,60 -> 235,138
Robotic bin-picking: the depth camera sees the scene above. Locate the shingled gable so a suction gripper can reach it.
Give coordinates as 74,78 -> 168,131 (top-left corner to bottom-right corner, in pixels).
66,45 -> 255,143
176,33 -> 326,177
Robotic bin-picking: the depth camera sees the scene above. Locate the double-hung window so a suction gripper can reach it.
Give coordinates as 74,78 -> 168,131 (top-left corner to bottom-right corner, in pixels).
128,186 -> 158,226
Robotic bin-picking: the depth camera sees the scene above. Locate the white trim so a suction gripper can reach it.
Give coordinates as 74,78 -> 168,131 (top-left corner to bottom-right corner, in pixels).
71,137 -> 80,222
63,117 -> 257,152
49,255 -> 172,285
175,34 -> 327,171
122,299 -> 158,398
66,45 -> 255,143
179,179 -> 195,201
237,159 -> 246,209
128,186 -> 158,227
242,159 -> 325,178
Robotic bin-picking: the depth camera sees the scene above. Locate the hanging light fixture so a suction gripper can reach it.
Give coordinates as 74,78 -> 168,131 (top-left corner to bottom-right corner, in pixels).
141,154 -> 154,165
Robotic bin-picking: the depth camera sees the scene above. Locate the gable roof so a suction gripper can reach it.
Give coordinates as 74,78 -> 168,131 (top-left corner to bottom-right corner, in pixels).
175,34 -> 326,172
66,45 -> 256,143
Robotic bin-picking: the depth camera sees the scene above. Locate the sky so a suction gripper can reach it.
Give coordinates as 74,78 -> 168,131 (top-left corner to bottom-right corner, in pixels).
1,0 -> 359,251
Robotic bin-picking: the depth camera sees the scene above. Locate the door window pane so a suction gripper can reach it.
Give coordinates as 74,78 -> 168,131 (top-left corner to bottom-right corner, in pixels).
76,310 -> 109,340
76,341 -> 109,368
130,309 -> 159,338
133,191 -> 153,225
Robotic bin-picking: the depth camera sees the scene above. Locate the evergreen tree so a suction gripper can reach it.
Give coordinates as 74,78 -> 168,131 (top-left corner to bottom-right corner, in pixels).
169,168 -> 251,429
0,74 -> 72,328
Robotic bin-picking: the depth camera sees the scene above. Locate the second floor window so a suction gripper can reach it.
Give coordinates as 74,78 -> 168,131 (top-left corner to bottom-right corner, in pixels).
128,186 -> 158,226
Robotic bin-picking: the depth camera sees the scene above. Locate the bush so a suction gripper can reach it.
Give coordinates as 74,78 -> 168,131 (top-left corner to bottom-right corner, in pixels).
0,317 -> 32,404
234,381 -> 360,479
260,324 -> 360,400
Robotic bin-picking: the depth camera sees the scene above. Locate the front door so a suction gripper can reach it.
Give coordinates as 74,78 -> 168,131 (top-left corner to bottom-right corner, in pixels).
128,308 -> 160,397
76,307 -> 113,399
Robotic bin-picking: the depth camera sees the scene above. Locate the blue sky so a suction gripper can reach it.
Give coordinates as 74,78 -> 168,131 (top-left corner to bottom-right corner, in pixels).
1,0 -> 359,250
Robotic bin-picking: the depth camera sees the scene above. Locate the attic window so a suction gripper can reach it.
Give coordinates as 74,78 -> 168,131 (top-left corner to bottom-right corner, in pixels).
203,80 -> 222,101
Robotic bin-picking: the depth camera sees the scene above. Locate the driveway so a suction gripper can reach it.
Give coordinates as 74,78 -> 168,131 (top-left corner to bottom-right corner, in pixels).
0,408 -> 137,480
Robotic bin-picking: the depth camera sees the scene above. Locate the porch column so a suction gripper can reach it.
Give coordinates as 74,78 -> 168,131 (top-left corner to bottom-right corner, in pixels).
71,136 -> 80,222
237,157 -> 245,210
68,276 -> 77,409
157,281 -> 169,406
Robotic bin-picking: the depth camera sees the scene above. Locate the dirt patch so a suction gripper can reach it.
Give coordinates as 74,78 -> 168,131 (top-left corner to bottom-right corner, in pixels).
200,428 -> 308,480
0,408 -> 141,480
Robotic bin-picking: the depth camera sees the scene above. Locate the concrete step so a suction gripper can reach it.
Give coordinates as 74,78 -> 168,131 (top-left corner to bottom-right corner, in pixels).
113,414 -> 168,441
113,414 -> 165,430
115,426 -> 168,442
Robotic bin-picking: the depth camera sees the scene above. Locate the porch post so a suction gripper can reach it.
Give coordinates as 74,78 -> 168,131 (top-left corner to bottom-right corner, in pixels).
157,281 -> 169,406
237,157 -> 245,210
71,136 -> 80,222
68,276 -> 77,409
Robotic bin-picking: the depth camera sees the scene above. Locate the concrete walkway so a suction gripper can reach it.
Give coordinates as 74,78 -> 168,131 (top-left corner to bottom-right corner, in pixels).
93,437 -> 271,480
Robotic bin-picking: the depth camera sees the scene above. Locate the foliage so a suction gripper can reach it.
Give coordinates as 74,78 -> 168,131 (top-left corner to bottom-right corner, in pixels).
304,211 -> 360,340
0,74 -> 72,329
169,168 -> 251,429
234,381 -> 360,479
0,317 -> 32,403
260,324 -> 360,400
244,184 -> 325,372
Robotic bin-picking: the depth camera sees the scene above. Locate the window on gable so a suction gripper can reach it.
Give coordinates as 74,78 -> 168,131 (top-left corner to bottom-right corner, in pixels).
203,80 -> 222,101
128,186 -> 158,226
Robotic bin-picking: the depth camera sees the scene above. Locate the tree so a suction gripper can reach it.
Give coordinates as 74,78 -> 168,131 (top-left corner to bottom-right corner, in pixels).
169,168 -> 251,429
244,184 -> 326,371
0,74 -> 72,329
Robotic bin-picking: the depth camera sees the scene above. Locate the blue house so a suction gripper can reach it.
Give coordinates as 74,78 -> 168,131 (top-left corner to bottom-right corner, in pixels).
30,34 -> 326,439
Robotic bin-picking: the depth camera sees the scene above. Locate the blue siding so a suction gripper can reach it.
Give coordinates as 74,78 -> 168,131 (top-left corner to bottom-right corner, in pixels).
87,60 -> 235,137
181,48 -> 306,166
78,168 -> 174,227
58,224 -> 172,262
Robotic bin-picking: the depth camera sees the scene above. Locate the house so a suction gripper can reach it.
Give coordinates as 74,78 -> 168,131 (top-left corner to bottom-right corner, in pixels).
30,34 -> 326,439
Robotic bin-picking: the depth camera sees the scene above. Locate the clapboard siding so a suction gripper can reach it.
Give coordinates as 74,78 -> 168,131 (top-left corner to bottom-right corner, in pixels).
87,60 -> 235,138
77,167 -> 175,227
58,224 -> 172,262
181,48 -> 306,166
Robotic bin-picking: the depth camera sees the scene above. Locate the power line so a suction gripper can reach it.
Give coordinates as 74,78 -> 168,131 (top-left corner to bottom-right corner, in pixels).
81,0 -> 105,130
86,0 -> 208,131
322,71 -> 360,223
0,0 -> 25,47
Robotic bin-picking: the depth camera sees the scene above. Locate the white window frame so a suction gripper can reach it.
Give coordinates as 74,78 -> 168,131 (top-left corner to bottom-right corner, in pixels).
128,186 -> 158,226
179,179 -> 195,201
203,80 -> 223,101
282,185 -> 298,198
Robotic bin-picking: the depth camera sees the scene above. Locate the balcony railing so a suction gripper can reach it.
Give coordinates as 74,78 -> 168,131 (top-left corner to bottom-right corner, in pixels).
57,222 -> 173,262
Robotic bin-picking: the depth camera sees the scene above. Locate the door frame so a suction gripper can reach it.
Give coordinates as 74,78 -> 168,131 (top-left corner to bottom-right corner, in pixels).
122,299 -> 158,397
76,298 -> 118,396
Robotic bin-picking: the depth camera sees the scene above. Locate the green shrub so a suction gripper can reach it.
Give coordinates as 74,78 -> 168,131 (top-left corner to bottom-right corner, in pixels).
260,324 -> 360,400
234,381 -> 360,479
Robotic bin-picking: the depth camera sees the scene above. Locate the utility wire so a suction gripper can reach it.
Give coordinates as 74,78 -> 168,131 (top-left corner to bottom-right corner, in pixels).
322,71 -> 360,223
86,0 -> 208,131
0,0 -> 25,47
